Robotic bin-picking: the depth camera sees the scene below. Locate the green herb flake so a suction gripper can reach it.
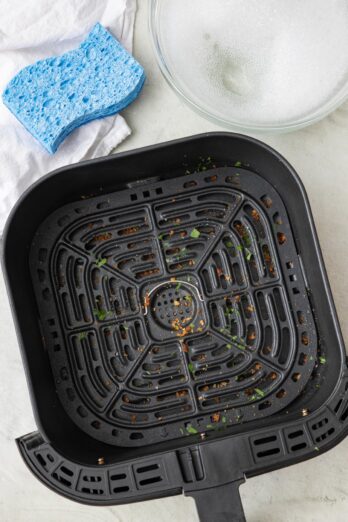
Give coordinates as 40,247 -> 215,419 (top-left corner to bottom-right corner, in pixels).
179,427 -> 184,435
186,424 -> 198,435
226,343 -> 233,349
78,332 -> 87,341
245,248 -> 252,261
226,241 -> 233,248
194,156 -> 215,173
319,356 -> 326,364
93,308 -> 113,321
94,308 -> 105,320
244,235 -> 251,248
254,388 -> 265,398
188,362 -> 195,374
206,424 -> 214,430
237,244 -> 243,252
95,257 -> 107,268
175,282 -> 182,291
226,307 -> 239,316
234,161 -> 242,167
190,228 -> 201,239
222,416 -> 227,424
314,446 -> 320,452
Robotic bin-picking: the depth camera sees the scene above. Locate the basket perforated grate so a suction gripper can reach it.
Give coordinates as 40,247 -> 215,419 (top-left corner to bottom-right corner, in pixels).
30,167 -> 318,446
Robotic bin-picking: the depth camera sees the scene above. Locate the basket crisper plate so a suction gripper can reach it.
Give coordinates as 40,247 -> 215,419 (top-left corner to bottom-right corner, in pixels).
30,166 -> 318,446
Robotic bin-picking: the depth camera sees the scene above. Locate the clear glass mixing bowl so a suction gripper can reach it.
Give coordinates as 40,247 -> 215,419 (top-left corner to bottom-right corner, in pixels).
149,0 -> 348,133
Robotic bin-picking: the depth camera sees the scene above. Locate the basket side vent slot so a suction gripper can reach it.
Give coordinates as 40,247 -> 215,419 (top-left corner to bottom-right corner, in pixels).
133,460 -> 166,489
77,470 -> 108,496
310,416 -> 336,443
283,427 -> 310,453
250,432 -> 284,461
109,469 -> 132,495
52,463 -> 77,489
340,403 -> 348,423
34,450 -> 56,472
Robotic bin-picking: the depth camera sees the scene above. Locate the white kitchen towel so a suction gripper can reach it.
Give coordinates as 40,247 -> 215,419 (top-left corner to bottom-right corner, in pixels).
0,0 -> 137,233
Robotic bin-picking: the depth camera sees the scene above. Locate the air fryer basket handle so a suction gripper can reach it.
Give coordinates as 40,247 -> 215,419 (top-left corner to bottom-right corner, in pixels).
17,431 -> 247,520
189,480 -> 246,522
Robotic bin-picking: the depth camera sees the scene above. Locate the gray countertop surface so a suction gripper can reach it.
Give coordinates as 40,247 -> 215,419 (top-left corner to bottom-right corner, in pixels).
1,2 -> 348,520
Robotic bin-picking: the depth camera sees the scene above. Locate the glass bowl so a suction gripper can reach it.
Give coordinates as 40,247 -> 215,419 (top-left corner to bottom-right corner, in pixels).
149,0 -> 348,133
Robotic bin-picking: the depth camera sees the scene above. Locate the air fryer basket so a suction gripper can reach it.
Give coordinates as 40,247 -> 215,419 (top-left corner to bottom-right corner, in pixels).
3,133 -> 348,522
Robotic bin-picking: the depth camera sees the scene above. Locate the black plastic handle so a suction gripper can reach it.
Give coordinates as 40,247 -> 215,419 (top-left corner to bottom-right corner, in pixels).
189,480 -> 246,522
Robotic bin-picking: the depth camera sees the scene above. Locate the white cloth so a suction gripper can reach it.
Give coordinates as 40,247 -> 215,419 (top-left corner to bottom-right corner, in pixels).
0,0 -> 137,233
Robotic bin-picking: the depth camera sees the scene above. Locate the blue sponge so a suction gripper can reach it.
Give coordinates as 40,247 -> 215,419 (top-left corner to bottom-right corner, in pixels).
2,23 -> 145,153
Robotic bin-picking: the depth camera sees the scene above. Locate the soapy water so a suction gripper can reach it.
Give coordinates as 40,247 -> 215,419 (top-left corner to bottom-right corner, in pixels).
157,0 -> 348,126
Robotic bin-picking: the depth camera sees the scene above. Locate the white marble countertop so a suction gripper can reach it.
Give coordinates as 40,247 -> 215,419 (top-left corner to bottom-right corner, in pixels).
1,2 -> 348,521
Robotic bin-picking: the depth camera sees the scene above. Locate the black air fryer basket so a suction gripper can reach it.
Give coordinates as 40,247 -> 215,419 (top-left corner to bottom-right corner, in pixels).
3,133 -> 348,522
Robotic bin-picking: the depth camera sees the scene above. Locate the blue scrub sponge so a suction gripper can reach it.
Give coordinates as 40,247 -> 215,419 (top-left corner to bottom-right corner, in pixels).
2,23 -> 145,153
